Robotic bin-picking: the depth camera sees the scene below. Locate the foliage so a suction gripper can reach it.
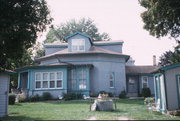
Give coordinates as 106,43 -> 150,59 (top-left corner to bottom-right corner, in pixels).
18,94 -> 26,103
0,0 -> 52,69
119,90 -> 127,98
44,18 -> 111,43
144,97 -> 155,105
169,110 -> 180,116
139,0 -> 180,40
90,93 -> 98,97
9,94 -> 16,105
28,94 -> 42,102
42,92 -> 52,100
159,50 -> 180,66
141,88 -> 151,97
108,92 -> 114,97
63,93 -> 83,101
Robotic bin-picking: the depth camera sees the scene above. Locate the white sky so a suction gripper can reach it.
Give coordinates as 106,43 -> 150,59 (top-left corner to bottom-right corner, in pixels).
38,0 -> 177,65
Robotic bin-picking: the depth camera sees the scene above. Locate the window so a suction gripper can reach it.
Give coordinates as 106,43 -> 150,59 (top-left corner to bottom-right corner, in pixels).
129,77 -> 135,85
71,39 -> 85,52
35,72 -> 63,89
109,72 -> 115,88
79,68 -> 87,89
142,76 -> 148,88
69,69 -> 77,90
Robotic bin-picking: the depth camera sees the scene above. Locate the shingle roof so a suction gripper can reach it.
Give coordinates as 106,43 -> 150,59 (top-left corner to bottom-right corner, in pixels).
126,66 -> 160,74
36,46 -> 129,61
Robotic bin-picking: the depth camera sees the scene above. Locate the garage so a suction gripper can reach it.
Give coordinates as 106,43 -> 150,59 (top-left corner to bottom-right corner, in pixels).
0,68 -> 14,117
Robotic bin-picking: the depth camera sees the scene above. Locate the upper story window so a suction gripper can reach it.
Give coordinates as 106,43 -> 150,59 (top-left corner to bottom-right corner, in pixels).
72,39 -> 85,52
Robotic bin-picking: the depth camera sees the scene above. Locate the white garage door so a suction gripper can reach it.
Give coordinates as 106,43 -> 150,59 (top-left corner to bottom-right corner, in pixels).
0,74 -> 9,117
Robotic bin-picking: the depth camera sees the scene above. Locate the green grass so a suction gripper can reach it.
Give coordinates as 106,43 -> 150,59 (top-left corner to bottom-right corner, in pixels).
1,99 -> 180,120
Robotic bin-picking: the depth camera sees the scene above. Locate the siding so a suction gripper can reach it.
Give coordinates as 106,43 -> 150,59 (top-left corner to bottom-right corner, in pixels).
0,74 -> 9,117
165,67 -> 180,110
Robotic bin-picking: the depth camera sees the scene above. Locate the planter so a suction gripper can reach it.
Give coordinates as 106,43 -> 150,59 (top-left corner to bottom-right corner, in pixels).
91,99 -> 114,111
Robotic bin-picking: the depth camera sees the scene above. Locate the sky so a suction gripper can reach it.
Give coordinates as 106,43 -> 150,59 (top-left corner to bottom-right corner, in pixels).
38,0 -> 177,65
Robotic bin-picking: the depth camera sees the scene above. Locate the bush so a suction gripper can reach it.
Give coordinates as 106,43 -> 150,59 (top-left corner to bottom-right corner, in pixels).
63,93 -> 83,101
28,94 -> 42,102
108,92 -> 114,97
9,94 -> 16,105
141,88 -> 151,97
42,92 -> 52,100
144,97 -> 155,105
169,110 -> 180,116
119,90 -> 126,98
90,93 -> 98,97
18,94 -> 26,103
99,91 -> 107,95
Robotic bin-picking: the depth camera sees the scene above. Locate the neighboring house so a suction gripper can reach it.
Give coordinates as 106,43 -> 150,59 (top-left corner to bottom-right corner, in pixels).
16,32 -> 130,98
126,66 -> 158,97
153,63 -> 180,113
0,68 -> 14,117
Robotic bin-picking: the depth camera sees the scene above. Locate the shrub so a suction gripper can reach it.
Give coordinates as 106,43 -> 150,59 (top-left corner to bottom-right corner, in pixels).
144,97 -> 155,105
28,94 -> 42,102
18,94 -> 26,103
108,92 -> 114,97
119,90 -> 127,98
99,91 -> 107,94
42,92 -> 52,100
9,94 -> 16,105
141,88 -> 151,97
169,110 -> 180,116
63,93 -> 83,101
90,93 -> 98,97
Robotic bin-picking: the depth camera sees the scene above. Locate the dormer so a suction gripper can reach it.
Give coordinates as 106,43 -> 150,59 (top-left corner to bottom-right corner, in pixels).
65,32 -> 93,52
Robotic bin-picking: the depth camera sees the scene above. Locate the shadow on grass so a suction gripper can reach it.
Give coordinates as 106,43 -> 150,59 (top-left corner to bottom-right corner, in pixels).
0,115 -> 42,120
116,99 -> 144,105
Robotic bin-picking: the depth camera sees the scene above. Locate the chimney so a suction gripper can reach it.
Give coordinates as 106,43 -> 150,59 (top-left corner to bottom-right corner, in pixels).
153,55 -> 156,66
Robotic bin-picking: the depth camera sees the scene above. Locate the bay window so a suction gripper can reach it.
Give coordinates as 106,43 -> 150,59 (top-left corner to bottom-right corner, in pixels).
35,71 -> 63,90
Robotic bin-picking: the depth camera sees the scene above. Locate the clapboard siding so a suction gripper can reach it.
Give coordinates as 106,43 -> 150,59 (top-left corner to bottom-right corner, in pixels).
0,73 -> 10,117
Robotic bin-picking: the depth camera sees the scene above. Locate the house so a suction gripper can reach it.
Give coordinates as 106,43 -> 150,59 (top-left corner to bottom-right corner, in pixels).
0,68 -> 14,117
16,32 -> 130,98
153,63 -> 180,113
16,32 -> 156,98
126,65 -> 158,97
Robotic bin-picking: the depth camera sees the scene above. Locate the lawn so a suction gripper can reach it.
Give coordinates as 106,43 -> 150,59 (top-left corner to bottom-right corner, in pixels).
1,99 -> 180,120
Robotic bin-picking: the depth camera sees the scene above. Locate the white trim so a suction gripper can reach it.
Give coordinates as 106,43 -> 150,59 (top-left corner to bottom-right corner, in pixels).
35,71 -> 63,90
141,76 -> 148,88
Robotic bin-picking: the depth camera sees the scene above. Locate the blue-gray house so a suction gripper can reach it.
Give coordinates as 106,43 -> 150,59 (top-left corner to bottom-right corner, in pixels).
16,32 -> 157,98
16,32 -> 130,98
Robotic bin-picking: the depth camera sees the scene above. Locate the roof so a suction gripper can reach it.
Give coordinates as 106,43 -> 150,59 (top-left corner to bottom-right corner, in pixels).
126,65 -> 159,74
0,67 -> 15,74
16,63 -> 93,72
64,32 -> 92,40
36,46 -> 130,62
94,40 -> 124,45
160,63 -> 180,71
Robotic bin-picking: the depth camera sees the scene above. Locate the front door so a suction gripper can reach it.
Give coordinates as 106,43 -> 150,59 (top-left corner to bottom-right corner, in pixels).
127,76 -> 138,96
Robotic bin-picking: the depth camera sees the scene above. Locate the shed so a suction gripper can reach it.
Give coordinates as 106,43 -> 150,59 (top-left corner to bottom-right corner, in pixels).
0,68 -> 14,117
153,63 -> 180,113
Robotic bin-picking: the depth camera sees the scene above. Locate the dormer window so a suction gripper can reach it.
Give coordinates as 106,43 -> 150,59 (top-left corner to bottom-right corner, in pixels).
72,39 -> 85,52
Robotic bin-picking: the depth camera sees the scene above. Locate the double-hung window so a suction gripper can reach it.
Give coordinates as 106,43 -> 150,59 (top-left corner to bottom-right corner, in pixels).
142,76 -> 148,88
72,39 -> 85,52
35,71 -> 63,90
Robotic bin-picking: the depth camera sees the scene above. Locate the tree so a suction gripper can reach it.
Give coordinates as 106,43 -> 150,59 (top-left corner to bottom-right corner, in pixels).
159,42 -> 180,66
139,0 -> 180,40
0,0 -> 52,69
44,18 -> 111,43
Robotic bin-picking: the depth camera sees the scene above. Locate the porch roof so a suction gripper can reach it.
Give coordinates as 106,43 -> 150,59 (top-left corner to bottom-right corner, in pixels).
15,63 -> 93,72
0,67 -> 16,74
126,65 -> 159,75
